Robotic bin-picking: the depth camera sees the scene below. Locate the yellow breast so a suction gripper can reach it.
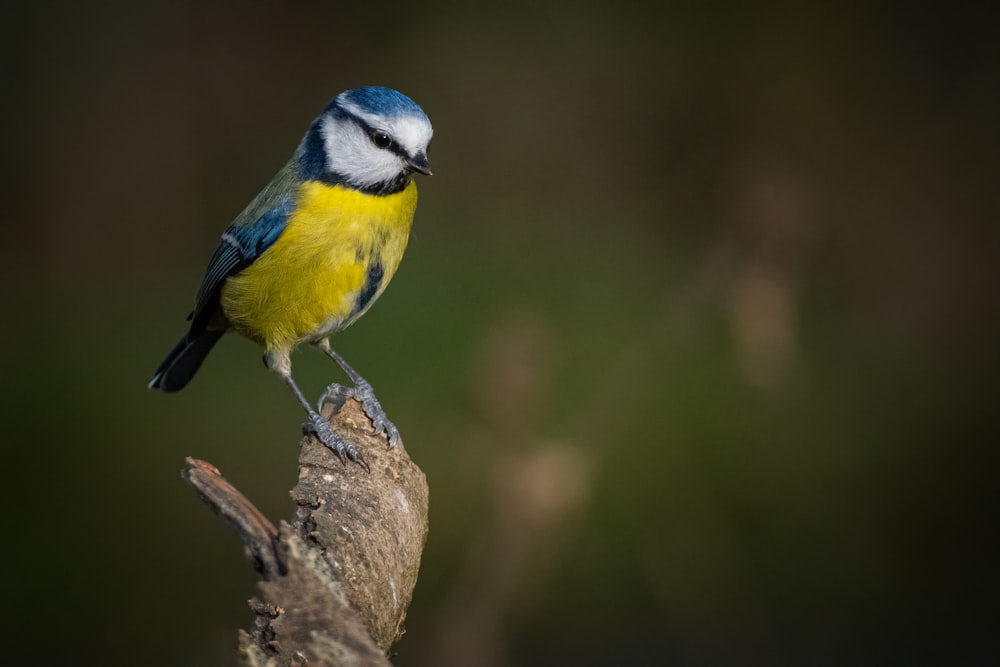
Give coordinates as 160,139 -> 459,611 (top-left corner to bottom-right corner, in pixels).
220,180 -> 417,352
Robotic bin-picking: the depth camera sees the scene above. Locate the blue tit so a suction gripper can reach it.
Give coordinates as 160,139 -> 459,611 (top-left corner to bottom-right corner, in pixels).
150,86 -> 433,469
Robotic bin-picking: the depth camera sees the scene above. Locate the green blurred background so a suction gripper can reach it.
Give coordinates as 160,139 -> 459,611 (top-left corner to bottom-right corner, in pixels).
3,2 -> 998,665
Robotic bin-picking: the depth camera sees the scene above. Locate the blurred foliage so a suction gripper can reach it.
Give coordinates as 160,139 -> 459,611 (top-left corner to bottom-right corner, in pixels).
2,1 -> 998,665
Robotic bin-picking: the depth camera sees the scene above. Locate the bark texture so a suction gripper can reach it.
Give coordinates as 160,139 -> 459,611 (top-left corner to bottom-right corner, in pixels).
183,396 -> 429,666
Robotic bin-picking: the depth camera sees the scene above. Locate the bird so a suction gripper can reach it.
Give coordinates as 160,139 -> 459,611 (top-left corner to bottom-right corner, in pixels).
149,86 -> 433,469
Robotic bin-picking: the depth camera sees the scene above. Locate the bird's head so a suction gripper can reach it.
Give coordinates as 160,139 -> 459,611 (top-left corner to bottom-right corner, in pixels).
297,86 -> 433,195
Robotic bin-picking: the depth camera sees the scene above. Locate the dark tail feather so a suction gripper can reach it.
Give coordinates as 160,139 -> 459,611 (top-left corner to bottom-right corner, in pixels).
149,330 -> 225,393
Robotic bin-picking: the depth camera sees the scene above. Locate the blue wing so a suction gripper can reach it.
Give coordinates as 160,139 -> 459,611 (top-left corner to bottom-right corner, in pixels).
150,159 -> 300,392
188,159 -> 299,334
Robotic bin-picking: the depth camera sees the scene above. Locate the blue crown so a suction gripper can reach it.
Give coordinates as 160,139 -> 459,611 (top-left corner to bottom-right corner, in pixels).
332,86 -> 427,120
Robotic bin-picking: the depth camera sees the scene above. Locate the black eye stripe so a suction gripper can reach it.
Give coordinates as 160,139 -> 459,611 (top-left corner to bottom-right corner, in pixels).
359,122 -> 406,157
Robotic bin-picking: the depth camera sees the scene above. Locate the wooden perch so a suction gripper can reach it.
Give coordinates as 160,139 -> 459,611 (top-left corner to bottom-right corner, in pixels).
182,396 -> 430,666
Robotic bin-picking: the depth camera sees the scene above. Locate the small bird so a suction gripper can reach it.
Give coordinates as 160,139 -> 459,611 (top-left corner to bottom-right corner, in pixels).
150,86 -> 433,468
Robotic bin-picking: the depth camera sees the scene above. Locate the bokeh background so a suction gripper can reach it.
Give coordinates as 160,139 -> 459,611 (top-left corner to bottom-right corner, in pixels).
3,2 -> 998,665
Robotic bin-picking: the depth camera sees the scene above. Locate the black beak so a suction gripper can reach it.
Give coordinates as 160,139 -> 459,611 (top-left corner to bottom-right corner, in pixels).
406,152 -> 432,176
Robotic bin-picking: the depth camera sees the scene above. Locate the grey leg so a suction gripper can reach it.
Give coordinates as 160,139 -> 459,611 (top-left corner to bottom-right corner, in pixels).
315,339 -> 400,447
281,368 -> 369,471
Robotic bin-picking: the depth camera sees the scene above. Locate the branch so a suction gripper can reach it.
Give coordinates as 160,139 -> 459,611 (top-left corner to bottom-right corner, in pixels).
182,397 -> 430,666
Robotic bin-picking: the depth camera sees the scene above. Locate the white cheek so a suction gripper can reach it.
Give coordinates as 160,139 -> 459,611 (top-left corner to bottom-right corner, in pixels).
321,117 -> 404,188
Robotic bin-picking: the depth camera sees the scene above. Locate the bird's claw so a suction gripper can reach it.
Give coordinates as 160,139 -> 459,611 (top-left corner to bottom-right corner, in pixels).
303,414 -> 370,472
317,382 -> 352,411
319,380 -> 400,447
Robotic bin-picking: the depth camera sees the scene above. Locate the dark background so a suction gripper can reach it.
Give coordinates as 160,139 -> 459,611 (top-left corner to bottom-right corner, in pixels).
2,2 -> 998,665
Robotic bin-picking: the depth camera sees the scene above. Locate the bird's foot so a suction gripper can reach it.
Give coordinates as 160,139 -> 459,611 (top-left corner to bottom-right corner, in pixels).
303,413 -> 370,472
319,381 -> 400,447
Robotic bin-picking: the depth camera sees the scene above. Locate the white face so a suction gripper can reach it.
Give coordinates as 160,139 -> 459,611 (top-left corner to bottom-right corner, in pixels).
320,108 -> 433,190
